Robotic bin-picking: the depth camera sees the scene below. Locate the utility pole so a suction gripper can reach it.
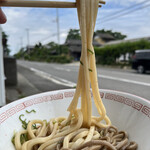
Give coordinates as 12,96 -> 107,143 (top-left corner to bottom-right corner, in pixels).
26,28 -> 30,53
56,8 -> 60,54
20,36 -> 23,49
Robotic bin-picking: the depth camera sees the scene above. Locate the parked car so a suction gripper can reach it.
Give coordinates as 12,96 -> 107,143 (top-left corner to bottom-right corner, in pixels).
132,49 -> 150,73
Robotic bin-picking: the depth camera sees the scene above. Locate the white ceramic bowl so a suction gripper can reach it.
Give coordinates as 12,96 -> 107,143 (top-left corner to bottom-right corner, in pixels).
0,89 -> 149,149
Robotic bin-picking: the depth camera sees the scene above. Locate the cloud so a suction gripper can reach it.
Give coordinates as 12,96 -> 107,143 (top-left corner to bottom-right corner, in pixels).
2,7 -> 60,53
108,0 -> 146,6
60,32 -> 68,38
96,1 -> 150,39
1,0 -> 150,55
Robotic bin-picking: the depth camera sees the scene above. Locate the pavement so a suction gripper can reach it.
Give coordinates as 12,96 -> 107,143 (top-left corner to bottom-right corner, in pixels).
6,72 -> 40,103
5,60 -> 150,104
5,61 -> 70,103
20,60 -> 150,99
5,62 -> 78,103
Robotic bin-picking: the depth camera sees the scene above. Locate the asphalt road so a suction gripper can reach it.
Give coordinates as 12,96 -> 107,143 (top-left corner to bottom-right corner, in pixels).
17,60 -> 150,100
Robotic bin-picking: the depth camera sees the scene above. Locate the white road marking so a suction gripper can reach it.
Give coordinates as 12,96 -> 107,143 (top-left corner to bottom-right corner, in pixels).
30,67 -> 76,88
98,74 -> 150,87
55,67 -> 71,72
19,61 -> 150,87
97,68 -> 141,77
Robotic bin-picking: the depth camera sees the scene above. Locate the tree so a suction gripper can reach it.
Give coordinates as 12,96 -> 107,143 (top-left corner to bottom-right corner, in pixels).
14,41 -> 69,60
14,48 -> 25,59
66,29 -> 81,42
47,42 -> 69,55
94,29 -> 127,40
2,31 -> 10,56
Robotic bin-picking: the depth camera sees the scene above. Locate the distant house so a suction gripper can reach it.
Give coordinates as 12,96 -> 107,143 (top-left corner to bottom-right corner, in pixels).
94,33 -> 115,45
65,39 -> 101,61
44,42 -> 59,55
25,45 -> 35,54
104,36 -> 150,46
44,44 -> 57,55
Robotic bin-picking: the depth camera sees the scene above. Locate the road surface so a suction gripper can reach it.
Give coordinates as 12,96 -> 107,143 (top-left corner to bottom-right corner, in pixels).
17,60 -> 150,100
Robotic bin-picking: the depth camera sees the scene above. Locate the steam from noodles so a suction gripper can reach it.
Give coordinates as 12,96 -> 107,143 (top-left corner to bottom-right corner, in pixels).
13,0 -> 138,150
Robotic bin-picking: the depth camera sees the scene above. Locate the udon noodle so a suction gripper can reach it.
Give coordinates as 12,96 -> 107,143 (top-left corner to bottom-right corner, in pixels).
13,0 -> 137,150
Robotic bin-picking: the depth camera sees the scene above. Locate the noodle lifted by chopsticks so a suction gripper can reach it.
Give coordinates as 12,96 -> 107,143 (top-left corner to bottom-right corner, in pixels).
12,0 -> 137,150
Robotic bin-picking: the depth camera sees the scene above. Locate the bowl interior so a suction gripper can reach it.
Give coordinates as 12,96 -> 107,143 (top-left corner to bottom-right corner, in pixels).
0,89 -> 149,150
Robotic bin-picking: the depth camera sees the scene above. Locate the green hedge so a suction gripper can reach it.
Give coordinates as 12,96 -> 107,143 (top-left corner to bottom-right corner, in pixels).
94,40 -> 150,65
46,55 -> 73,63
15,43 -> 73,63
26,55 -> 73,64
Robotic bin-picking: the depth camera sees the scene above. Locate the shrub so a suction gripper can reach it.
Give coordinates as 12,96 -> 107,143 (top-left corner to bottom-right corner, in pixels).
14,42 -> 72,64
46,55 -> 73,63
94,40 -> 150,65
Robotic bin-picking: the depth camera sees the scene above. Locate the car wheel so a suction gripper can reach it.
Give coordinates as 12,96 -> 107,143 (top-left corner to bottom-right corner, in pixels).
137,65 -> 145,74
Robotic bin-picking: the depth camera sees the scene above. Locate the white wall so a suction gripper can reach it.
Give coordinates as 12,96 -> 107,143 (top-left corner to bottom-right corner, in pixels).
0,25 -> 6,106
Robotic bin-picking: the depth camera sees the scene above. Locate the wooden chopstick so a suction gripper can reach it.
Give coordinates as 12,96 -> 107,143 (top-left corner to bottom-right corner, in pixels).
0,0 -> 105,8
0,1 -> 76,8
99,0 -> 106,4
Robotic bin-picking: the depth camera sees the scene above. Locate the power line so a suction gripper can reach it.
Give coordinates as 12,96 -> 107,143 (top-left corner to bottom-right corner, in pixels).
37,30 -> 68,44
36,1 -> 150,44
96,2 -> 150,24
97,0 -> 150,22
39,33 -> 57,42
36,9 -> 61,45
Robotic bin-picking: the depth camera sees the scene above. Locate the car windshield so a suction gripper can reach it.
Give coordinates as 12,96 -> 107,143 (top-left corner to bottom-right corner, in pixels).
136,52 -> 150,59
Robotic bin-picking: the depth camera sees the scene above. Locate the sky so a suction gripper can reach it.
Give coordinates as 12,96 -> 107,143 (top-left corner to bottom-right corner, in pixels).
1,0 -> 150,55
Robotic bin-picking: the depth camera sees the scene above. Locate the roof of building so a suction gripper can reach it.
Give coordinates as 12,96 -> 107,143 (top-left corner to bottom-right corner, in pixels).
65,39 -> 81,46
65,39 -> 101,53
104,36 -> 150,46
69,46 -> 81,53
65,39 -> 101,46
94,33 -> 115,40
